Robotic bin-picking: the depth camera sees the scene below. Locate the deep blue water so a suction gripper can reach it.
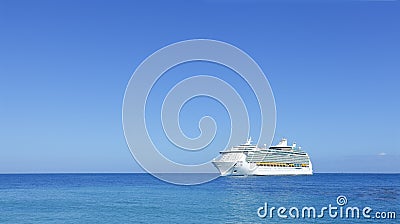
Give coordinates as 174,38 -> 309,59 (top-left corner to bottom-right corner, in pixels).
0,174 -> 398,223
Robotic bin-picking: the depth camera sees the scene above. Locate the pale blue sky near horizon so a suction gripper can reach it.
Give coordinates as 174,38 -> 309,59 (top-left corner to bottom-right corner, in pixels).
1,0 -> 399,173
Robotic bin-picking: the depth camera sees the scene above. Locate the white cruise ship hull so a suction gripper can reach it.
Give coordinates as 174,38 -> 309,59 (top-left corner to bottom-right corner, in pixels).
212,160 -> 313,176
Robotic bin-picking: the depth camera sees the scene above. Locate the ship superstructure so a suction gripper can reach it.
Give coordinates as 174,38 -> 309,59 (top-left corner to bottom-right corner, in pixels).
212,138 -> 313,176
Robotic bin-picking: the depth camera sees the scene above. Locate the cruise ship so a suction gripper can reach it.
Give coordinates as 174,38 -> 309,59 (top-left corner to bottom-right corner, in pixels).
212,138 -> 313,176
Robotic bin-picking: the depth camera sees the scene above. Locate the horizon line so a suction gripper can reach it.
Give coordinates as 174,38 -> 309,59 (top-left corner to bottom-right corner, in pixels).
0,172 -> 399,175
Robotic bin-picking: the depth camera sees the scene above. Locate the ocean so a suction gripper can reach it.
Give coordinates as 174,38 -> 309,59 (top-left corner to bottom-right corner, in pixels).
0,173 -> 398,223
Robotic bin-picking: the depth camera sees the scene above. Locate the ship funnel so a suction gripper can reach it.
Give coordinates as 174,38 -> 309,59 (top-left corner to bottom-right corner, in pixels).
277,138 -> 288,147
245,137 -> 252,145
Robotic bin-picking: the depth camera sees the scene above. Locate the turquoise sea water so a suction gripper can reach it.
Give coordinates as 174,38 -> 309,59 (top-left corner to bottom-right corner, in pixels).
0,174 -> 398,223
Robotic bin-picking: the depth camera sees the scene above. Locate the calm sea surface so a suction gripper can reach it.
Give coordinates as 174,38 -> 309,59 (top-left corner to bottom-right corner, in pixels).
0,173 -> 398,223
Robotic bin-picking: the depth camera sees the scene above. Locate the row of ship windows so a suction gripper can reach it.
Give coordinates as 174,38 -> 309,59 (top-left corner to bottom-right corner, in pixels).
248,152 -> 307,156
256,163 -> 309,167
247,154 -> 308,158
250,155 -> 307,159
274,149 -> 306,153
248,154 -> 308,159
247,156 -> 308,160
248,159 -> 309,163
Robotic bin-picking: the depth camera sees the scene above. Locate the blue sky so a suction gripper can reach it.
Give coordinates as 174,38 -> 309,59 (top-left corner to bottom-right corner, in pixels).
1,0 -> 399,173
